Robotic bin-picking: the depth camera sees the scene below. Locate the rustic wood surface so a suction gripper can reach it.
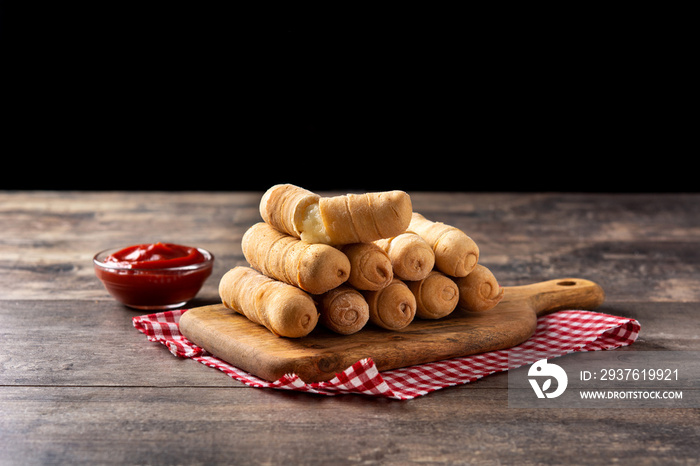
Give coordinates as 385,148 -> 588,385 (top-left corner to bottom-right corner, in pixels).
1,190 -> 699,465
179,279 -> 604,383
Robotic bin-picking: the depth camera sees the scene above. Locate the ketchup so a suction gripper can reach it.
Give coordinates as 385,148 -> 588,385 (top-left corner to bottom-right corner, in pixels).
94,242 -> 213,309
104,242 -> 206,269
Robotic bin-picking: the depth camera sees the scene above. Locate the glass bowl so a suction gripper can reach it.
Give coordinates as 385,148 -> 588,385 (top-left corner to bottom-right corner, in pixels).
93,246 -> 214,310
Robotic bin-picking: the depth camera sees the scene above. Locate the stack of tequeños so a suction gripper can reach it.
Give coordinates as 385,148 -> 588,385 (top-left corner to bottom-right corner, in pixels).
219,184 -> 504,338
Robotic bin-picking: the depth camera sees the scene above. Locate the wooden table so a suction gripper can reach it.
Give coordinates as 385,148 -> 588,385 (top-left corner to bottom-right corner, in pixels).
1,190 -> 698,464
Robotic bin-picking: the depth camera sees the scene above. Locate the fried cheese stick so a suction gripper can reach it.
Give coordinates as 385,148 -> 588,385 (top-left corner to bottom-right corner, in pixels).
409,212 -> 479,277
406,270 -> 459,319
454,264 -> 504,312
242,222 -> 350,294
260,184 -> 412,245
318,285 -> 370,335
219,266 -> 318,338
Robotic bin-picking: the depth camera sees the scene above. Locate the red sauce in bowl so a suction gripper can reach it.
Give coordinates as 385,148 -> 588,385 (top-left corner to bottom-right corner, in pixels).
104,242 -> 206,269
94,242 -> 214,310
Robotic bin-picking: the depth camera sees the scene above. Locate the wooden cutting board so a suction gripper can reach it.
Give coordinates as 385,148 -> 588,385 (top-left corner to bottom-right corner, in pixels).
179,278 -> 604,383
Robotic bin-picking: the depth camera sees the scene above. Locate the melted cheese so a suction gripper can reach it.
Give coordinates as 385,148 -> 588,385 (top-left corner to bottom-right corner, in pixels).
300,203 -> 331,244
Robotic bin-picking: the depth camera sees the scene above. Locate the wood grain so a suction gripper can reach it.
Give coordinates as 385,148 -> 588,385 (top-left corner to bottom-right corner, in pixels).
179,278 -> 604,382
2,386 -> 699,465
1,190 -> 699,465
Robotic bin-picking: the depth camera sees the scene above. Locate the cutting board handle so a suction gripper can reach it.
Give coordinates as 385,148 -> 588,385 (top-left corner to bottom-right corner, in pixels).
506,278 -> 605,317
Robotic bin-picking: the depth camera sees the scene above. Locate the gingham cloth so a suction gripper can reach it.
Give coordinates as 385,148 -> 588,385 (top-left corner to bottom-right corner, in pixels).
133,309 -> 640,400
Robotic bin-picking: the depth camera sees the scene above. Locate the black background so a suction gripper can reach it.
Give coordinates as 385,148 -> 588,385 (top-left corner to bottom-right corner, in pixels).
2,6 -> 694,193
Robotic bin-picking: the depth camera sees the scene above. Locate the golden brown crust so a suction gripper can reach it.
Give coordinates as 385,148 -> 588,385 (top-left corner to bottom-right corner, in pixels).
341,242 -> 393,291
259,184 -> 319,238
259,185 -> 412,246
363,279 -> 417,330
242,222 -> 350,294
319,285 -> 370,335
319,190 -> 412,244
375,231 -> 435,281
409,212 -> 479,277
454,264 -> 504,312
406,270 -> 459,319
219,266 -> 319,337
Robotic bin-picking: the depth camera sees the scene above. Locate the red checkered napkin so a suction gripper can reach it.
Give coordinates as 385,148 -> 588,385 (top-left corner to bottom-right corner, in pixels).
133,310 -> 640,400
